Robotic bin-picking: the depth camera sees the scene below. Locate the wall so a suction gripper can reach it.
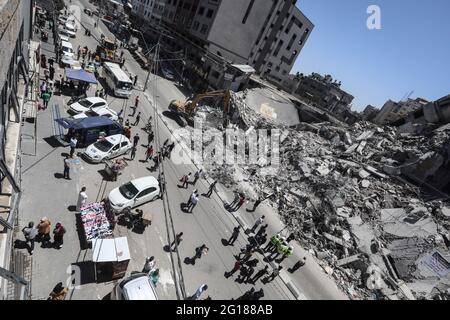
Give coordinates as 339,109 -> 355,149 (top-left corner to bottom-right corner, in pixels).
206,0 -> 273,64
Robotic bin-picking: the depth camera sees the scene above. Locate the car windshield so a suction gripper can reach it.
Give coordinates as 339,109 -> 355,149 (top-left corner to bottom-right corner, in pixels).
78,99 -> 93,108
117,81 -> 132,90
119,182 -> 139,200
93,140 -> 113,152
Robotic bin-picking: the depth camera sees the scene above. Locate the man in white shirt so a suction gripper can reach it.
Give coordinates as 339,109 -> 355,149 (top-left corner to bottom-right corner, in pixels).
76,187 -> 88,211
188,194 -> 199,213
70,136 -> 78,158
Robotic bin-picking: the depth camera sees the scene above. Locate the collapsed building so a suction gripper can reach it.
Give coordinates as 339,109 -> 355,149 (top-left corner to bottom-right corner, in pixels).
182,87 -> 450,300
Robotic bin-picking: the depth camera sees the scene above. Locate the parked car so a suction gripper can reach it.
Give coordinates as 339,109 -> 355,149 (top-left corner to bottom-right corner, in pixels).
58,29 -> 73,39
161,66 -> 175,80
108,176 -> 160,212
65,22 -> 78,34
68,97 -> 108,114
59,15 -> 75,24
73,106 -> 118,121
83,134 -> 131,163
110,273 -> 158,300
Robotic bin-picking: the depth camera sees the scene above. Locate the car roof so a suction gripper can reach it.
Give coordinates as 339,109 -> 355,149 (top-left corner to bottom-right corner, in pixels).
131,176 -> 159,190
84,97 -> 107,104
105,134 -> 129,144
91,106 -> 117,116
61,41 -> 73,48
69,116 -> 120,129
121,274 -> 158,300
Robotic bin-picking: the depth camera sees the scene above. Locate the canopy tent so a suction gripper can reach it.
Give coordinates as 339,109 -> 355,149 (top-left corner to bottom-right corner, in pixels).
65,68 -> 97,84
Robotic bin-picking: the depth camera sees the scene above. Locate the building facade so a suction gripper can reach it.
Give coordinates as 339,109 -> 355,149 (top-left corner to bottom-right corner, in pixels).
131,0 -> 156,20
373,98 -> 429,125
361,105 -> 380,122
130,0 -> 313,89
293,73 -> 354,114
0,0 -> 33,299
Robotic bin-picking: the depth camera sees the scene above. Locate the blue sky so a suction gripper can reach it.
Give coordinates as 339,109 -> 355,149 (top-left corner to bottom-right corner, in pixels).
293,0 -> 450,111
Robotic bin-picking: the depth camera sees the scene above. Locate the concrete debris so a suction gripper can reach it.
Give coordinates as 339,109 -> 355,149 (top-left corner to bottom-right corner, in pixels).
185,90 -> 450,300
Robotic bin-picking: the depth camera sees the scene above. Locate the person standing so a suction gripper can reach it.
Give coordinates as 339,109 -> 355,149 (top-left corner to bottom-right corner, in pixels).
264,266 -> 282,283
149,268 -> 160,286
233,195 -> 246,211
225,260 -> 242,278
49,65 -> 55,80
133,112 -> 141,126
142,256 -> 156,274
133,95 -> 140,113
40,81 -> 47,96
203,180 -> 217,198
42,90 -> 50,109
227,226 -> 240,246
133,75 -> 138,86
147,131 -> 154,146
145,145 -> 154,162
63,156 -> 71,179
49,283 -> 68,300
133,133 -> 140,148
170,232 -> 183,251
187,194 -> 199,213
22,222 -> 38,255
179,172 -> 191,189
53,223 -> 66,249
186,189 -> 198,207
288,257 -> 307,273
37,217 -> 51,248
192,169 -> 203,185
191,284 -> 208,300
69,135 -> 77,158
250,215 -> 265,233
249,265 -> 269,284
130,146 -> 137,160
76,187 -> 88,211
247,197 -> 264,212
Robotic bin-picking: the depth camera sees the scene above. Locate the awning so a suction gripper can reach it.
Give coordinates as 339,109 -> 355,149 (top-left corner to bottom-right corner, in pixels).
55,117 -> 74,129
92,237 -> 131,263
65,68 -> 97,84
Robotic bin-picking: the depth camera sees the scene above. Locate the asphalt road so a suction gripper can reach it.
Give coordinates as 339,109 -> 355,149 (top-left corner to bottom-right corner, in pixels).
16,0 -> 346,300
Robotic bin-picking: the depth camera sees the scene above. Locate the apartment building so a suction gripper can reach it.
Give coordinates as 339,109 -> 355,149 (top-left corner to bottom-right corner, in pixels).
131,0 -> 313,87
131,0 -> 156,20
373,98 -> 429,125
0,0 -> 33,299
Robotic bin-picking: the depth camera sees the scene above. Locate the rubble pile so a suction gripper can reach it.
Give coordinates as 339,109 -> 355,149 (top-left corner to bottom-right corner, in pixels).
187,90 -> 450,300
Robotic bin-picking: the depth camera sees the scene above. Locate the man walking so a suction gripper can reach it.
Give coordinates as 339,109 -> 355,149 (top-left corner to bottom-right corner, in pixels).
249,265 -> 269,284
69,135 -> 77,158
192,169 -> 203,185
186,189 -> 198,208
145,145 -> 154,162
76,187 -> 88,211
187,193 -> 199,213
225,260 -> 242,278
133,112 -> 141,126
22,222 -> 38,255
227,226 -> 240,246
170,232 -> 183,251
63,156 -> 71,179
42,90 -> 50,109
251,215 -> 265,233
53,222 -> 66,249
147,131 -> 154,146
133,133 -> 140,148
130,146 -> 137,160
133,75 -> 138,86
179,172 -> 191,189
203,180 -> 217,198
191,284 -> 208,300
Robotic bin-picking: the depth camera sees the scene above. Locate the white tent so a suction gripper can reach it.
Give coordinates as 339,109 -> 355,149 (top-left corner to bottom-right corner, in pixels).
92,237 -> 130,281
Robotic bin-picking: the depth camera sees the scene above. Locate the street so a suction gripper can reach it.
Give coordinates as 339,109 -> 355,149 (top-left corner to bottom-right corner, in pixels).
16,0 -> 346,300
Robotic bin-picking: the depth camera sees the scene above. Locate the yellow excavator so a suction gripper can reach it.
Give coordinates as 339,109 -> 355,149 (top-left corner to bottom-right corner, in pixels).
168,90 -> 232,127
96,37 -> 120,63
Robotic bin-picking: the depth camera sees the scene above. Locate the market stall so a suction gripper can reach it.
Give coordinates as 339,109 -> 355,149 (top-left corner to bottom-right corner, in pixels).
92,237 -> 131,281
80,202 -> 114,243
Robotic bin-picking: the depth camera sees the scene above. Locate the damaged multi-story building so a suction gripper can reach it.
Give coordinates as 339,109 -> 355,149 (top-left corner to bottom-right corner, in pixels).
129,0 -> 313,92
372,97 -> 429,126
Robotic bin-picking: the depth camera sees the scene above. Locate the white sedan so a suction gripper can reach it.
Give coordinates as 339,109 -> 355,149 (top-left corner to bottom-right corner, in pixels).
73,106 -> 119,121
83,134 -> 131,163
108,176 -> 160,212
69,97 -> 108,114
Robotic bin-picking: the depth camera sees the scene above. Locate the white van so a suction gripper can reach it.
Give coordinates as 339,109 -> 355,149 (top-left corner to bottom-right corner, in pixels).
102,62 -> 133,98
60,41 -> 74,58
111,273 -> 158,300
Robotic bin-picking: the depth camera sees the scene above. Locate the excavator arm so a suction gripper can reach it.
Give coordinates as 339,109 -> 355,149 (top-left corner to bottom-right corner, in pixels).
185,90 -> 231,117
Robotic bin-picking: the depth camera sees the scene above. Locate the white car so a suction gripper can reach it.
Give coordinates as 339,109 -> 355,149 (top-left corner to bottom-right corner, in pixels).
68,97 -> 108,114
73,106 -> 119,121
59,15 -> 75,24
65,22 -> 78,33
58,29 -> 73,39
108,176 -> 160,212
111,273 -> 158,300
84,134 -> 131,163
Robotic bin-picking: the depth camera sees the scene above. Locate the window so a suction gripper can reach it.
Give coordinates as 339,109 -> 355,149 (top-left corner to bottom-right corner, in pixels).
198,6 -> 205,15
137,187 -> 156,198
200,24 -> 208,34
120,141 -> 129,148
206,9 -> 214,18
273,40 -> 284,57
242,0 -> 255,24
